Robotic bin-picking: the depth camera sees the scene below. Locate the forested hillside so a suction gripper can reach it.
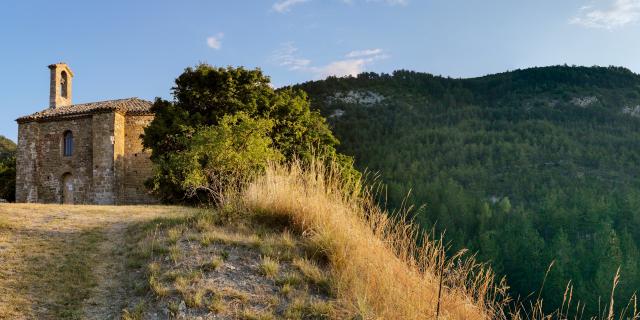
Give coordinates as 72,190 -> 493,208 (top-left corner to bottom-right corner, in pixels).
294,66 -> 640,314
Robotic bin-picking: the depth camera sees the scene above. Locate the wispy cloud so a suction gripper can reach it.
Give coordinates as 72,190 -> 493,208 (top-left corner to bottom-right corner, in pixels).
570,0 -> 640,29
346,48 -> 384,58
271,42 -> 312,70
206,33 -> 224,50
272,0 -> 310,13
272,43 -> 387,78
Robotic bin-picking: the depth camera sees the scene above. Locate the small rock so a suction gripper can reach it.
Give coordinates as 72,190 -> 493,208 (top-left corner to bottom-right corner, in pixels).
177,300 -> 187,319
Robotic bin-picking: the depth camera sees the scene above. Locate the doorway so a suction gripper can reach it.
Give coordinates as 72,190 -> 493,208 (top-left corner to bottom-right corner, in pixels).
62,173 -> 74,204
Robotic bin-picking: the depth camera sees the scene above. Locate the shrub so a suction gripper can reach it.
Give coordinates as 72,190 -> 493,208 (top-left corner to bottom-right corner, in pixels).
0,156 -> 15,202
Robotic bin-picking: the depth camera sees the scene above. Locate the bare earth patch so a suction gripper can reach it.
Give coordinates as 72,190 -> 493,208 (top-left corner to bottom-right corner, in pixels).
126,213 -> 339,319
0,203 -> 193,319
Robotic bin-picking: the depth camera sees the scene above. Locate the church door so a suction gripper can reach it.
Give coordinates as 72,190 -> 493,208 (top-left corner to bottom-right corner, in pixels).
62,174 -> 74,204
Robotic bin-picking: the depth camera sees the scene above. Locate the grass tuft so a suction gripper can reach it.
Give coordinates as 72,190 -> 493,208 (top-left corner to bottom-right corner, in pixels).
166,225 -> 183,245
259,256 -> 280,278
240,309 -> 276,320
149,275 -> 169,297
202,256 -> 224,272
285,298 -> 333,319
292,258 -> 330,293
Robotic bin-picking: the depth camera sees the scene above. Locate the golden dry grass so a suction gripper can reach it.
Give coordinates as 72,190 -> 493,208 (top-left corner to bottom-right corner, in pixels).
242,161 -> 501,320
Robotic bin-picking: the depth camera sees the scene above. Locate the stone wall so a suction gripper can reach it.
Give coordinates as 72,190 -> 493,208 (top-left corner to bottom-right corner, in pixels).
15,122 -> 39,202
16,116 -> 94,204
120,115 -> 157,204
15,111 -> 157,205
92,113 -> 117,204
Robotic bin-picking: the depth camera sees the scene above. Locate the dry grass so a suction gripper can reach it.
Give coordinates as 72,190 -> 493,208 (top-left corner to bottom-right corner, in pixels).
293,257 -> 329,289
242,160 -> 499,319
259,256 -> 280,278
285,297 -> 335,319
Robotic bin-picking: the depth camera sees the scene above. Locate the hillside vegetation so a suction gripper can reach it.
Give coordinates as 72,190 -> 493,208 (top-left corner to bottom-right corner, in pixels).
0,135 -> 15,159
295,65 -> 640,315
124,160 -> 504,319
0,135 -> 16,201
0,167 -> 505,319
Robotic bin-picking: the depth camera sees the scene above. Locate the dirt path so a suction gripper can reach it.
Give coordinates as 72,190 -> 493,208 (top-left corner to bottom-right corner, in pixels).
0,204 -> 194,319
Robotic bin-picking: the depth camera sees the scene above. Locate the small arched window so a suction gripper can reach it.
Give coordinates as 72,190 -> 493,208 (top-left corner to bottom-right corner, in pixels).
60,71 -> 68,98
63,131 -> 73,157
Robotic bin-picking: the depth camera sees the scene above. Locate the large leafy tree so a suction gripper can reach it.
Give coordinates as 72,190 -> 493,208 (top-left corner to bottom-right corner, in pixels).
143,64 -> 354,203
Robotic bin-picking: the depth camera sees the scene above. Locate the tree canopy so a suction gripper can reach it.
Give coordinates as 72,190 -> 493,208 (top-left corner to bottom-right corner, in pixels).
143,65 -> 355,204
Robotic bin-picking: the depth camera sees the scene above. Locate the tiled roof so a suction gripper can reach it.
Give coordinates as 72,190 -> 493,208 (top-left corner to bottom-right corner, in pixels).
16,98 -> 154,123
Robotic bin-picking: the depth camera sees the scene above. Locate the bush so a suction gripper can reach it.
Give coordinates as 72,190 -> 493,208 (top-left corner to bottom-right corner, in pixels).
0,156 -> 15,202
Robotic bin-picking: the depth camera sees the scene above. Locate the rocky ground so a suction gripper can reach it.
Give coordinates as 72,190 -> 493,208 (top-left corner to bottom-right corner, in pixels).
123,212 -> 338,319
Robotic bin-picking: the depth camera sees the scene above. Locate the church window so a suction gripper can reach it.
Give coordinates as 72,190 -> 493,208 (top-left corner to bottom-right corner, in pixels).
63,131 -> 73,156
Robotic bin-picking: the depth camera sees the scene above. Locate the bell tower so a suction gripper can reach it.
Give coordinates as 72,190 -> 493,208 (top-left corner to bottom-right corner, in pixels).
48,63 -> 73,108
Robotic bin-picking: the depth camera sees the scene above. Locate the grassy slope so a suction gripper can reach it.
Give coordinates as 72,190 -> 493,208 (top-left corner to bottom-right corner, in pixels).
125,161 -> 499,320
6,161 -> 627,319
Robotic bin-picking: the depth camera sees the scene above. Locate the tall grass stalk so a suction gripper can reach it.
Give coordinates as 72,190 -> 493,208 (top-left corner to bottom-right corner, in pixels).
240,159 -> 505,319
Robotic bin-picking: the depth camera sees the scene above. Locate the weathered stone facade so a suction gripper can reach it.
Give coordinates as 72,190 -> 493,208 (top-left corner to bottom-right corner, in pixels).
15,63 -> 157,205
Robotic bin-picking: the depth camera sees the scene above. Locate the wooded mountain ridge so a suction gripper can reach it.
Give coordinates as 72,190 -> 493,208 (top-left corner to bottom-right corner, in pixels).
293,65 -> 640,314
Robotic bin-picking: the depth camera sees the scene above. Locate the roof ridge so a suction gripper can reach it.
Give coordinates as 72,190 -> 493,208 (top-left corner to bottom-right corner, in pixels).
68,97 -> 145,106
16,98 -> 154,123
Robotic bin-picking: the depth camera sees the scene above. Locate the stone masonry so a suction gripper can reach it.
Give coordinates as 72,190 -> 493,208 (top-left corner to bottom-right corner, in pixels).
15,63 -> 157,205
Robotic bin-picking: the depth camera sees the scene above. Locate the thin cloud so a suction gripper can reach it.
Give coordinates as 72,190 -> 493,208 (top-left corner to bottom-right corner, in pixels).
570,0 -> 640,29
342,0 -> 408,5
272,43 -> 387,78
271,42 -> 312,70
346,48 -> 384,58
272,0 -> 310,13
366,0 -> 408,6
206,33 -> 224,50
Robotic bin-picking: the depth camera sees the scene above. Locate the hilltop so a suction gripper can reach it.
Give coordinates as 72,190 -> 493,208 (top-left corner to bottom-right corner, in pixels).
294,65 -> 640,314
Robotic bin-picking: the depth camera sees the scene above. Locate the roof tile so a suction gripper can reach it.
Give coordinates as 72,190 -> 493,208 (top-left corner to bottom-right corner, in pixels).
16,98 -> 154,123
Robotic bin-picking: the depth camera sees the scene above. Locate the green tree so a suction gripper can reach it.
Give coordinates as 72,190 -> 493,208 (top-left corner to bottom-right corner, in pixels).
162,113 -> 282,204
143,65 -> 355,203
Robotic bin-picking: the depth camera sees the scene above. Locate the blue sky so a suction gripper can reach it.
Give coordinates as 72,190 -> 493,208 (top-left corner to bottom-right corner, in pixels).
2,0 -> 640,141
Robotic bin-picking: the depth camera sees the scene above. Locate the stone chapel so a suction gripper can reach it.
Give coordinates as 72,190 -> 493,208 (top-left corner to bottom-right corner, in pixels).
15,63 -> 157,205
